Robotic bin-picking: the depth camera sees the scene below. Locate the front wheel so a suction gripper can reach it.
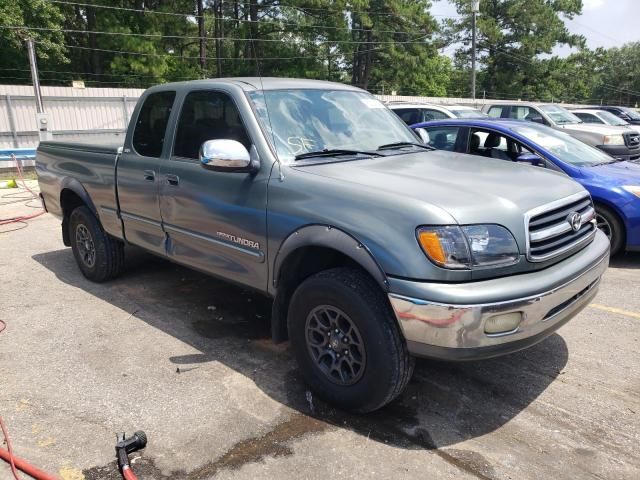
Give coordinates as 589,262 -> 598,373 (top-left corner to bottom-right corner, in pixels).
288,267 -> 414,413
595,204 -> 625,256
69,206 -> 124,282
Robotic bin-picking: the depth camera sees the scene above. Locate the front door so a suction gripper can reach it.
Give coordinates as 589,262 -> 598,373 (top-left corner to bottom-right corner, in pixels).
158,89 -> 269,290
118,90 -> 176,255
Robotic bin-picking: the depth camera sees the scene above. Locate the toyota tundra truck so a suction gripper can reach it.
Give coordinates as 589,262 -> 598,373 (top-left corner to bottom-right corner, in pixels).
36,78 -> 610,412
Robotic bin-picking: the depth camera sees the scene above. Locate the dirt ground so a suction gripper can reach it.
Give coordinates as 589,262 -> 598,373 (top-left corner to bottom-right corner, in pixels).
1,182 -> 639,479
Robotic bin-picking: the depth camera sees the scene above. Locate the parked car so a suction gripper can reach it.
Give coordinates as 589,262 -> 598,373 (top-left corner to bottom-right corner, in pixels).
36,79 -> 609,412
482,102 -> 640,161
388,102 -> 486,125
593,105 -> 640,126
412,118 -> 640,255
570,108 -> 640,135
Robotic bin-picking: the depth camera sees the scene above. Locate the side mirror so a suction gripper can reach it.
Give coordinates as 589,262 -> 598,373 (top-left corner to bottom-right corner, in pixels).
414,127 -> 430,144
199,139 -> 253,172
529,116 -> 546,125
516,153 -> 544,166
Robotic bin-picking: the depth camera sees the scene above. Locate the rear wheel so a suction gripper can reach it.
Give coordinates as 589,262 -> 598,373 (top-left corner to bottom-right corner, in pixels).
595,204 -> 624,256
288,267 -> 414,413
69,206 -> 124,282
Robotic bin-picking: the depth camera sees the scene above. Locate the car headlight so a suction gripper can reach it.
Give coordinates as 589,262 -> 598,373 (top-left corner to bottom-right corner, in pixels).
603,134 -> 625,145
622,185 -> 640,198
417,225 -> 519,269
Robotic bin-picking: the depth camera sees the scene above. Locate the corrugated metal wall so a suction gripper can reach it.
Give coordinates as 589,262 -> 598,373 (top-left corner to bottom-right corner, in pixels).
1,84 -> 595,150
0,85 -> 144,149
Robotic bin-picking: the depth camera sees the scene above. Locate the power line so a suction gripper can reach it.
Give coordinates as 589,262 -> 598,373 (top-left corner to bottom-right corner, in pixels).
46,0 -> 458,20
0,24 -> 431,45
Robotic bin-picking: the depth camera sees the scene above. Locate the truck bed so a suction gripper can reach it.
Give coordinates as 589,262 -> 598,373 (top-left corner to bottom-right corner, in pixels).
36,140 -> 124,240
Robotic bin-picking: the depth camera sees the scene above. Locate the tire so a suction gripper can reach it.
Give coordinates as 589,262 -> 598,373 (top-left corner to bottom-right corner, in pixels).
68,206 -> 124,282
288,267 -> 414,413
595,204 -> 625,256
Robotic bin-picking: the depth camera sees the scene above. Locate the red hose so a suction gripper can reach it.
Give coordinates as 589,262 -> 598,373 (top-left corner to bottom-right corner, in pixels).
122,465 -> 138,480
0,155 -> 45,226
0,416 -> 59,480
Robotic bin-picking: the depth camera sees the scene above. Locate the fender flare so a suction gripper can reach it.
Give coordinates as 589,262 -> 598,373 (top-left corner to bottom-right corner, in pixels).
269,224 -> 389,342
59,177 -> 98,246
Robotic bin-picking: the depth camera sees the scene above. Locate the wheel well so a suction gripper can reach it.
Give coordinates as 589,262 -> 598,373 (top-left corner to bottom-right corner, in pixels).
60,189 -> 87,246
594,200 -> 626,243
270,246 -> 376,343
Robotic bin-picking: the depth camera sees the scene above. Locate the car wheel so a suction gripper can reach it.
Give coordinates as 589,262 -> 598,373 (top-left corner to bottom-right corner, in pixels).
595,204 -> 624,256
288,267 -> 414,413
69,206 -> 124,282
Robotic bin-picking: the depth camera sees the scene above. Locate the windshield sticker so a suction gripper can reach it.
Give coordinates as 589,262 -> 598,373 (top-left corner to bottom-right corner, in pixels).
287,137 -> 316,154
360,98 -> 385,109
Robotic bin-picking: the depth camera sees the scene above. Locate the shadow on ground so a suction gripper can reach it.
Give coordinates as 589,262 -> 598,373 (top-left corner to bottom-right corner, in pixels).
34,247 -> 570,479
609,251 -> 640,269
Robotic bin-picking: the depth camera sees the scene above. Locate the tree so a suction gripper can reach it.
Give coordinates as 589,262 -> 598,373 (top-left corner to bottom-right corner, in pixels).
445,0 -> 585,98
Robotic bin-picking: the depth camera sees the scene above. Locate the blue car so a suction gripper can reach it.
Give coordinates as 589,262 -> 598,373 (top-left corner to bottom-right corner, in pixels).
411,118 -> 640,255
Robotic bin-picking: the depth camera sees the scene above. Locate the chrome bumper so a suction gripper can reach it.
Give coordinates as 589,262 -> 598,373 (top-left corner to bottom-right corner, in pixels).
388,251 -> 609,360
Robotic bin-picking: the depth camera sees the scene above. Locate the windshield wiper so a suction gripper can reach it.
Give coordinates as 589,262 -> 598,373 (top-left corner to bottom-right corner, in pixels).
376,141 -> 434,151
294,149 -> 383,161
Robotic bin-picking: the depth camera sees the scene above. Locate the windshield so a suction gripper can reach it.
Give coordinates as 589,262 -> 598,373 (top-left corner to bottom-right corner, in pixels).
248,89 -> 418,162
538,104 -> 582,125
511,123 -> 616,167
596,110 -> 629,126
451,108 -> 487,119
621,107 -> 640,120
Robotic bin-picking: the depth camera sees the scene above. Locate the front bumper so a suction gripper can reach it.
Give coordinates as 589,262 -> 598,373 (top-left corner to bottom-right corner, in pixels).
597,144 -> 640,161
388,230 -> 610,360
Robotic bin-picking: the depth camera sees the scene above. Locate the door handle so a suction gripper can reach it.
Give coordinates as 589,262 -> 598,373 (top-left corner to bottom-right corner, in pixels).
166,174 -> 180,186
143,170 -> 155,181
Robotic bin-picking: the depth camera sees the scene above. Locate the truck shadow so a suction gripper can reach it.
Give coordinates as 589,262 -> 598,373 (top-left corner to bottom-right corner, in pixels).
33,247 -> 568,455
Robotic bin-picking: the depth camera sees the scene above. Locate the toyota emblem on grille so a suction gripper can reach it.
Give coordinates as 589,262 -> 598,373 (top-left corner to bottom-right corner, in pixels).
567,212 -> 582,232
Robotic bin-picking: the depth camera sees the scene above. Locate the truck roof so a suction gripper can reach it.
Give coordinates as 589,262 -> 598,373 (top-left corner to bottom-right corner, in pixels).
146,77 -> 363,93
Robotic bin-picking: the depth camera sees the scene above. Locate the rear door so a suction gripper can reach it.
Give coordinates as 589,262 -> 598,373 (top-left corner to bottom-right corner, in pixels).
118,90 -> 176,255
158,88 -> 269,290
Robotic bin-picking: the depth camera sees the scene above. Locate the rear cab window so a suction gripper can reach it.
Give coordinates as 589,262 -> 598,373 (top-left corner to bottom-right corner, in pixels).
132,91 -> 176,158
393,108 -> 423,125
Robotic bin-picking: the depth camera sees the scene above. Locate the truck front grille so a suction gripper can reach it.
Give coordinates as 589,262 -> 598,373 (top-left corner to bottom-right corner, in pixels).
624,132 -> 640,148
526,193 -> 597,262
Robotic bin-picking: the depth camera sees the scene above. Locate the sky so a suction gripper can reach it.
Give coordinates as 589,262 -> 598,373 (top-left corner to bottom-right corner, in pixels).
430,0 -> 639,57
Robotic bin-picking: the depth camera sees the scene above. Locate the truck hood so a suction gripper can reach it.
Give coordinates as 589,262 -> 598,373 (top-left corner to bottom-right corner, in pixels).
558,123 -> 635,136
293,150 -> 585,225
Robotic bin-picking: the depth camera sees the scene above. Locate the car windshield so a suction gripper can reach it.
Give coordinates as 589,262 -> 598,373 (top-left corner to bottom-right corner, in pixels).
511,123 -> 616,167
596,110 -> 629,126
450,108 -> 487,118
248,89 -> 418,162
621,107 -> 640,120
538,104 -> 582,125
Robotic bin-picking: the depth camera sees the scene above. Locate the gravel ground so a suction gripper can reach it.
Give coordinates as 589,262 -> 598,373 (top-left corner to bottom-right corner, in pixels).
1,182 -> 639,479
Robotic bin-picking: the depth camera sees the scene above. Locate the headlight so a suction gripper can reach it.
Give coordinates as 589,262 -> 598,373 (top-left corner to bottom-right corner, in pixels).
622,185 -> 640,198
603,134 -> 625,145
417,225 -> 519,269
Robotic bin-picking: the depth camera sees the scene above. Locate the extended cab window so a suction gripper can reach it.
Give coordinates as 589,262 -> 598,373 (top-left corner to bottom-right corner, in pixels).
132,91 -> 176,158
424,126 -> 461,151
574,112 -> 602,124
174,91 -> 251,159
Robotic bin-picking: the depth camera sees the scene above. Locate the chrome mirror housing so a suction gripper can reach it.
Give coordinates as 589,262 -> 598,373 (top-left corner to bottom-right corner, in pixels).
199,139 -> 251,172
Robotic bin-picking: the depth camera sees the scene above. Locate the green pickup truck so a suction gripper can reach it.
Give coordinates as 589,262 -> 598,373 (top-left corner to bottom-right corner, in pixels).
36,78 -> 610,412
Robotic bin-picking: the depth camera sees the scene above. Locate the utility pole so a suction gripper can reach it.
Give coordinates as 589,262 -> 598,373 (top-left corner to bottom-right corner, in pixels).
196,0 -> 206,75
471,0 -> 479,102
26,38 -> 51,141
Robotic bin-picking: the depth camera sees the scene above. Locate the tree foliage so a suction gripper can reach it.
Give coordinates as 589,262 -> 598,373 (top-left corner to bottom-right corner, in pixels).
1,0 -> 640,106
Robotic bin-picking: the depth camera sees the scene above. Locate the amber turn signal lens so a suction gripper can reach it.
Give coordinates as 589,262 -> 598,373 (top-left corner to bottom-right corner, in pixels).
417,231 -> 446,265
